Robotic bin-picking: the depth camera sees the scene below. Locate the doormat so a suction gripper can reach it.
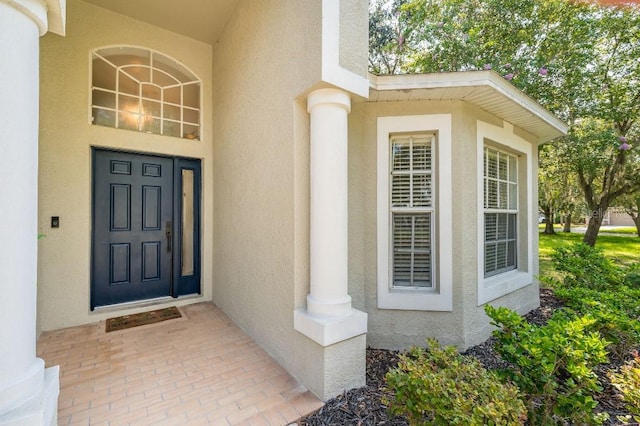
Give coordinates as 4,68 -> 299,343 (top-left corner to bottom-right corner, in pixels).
106,307 -> 182,332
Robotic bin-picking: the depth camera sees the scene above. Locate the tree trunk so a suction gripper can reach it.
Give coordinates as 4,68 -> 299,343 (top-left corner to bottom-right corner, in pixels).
563,213 -> 572,233
583,214 -> 604,246
543,209 -> 555,234
633,215 -> 640,237
544,219 -> 555,234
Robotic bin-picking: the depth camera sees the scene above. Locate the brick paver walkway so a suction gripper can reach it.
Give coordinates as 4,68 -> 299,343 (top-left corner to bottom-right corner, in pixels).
37,302 -> 322,425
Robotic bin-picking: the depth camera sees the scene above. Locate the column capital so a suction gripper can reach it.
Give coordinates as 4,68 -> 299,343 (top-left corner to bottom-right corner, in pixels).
4,0 -> 48,35
307,88 -> 351,114
2,0 -> 65,36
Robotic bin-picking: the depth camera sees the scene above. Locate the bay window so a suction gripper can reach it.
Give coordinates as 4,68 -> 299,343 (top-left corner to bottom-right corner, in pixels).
477,121 -> 534,305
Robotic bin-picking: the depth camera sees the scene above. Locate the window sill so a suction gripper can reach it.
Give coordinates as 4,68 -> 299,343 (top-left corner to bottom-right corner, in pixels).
378,288 -> 452,311
478,269 -> 532,305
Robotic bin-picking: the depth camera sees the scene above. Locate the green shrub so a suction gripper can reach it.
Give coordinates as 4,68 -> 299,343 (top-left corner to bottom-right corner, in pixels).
544,246 -> 640,358
551,243 -> 624,290
553,284 -> 640,319
625,263 -> 640,288
486,305 -> 609,425
384,339 -> 526,425
609,352 -> 640,423
553,286 -> 640,358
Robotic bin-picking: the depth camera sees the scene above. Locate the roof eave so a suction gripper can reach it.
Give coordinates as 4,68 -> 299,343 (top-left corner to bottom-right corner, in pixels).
368,71 -> 568,143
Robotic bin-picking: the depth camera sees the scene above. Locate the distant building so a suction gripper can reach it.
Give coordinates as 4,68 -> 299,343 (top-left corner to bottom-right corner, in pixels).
586,208 -> 635,226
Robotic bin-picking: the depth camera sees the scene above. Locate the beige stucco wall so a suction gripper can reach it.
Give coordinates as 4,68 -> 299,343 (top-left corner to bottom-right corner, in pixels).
350,98 -> 541,350
339,0 -> 369,79
211,0 -> 372,399
37,0 -> 214,332
210,0 -> 328,392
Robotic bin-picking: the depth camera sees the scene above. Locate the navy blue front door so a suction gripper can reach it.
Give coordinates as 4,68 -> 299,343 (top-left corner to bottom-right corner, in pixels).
92,149 -> 201,309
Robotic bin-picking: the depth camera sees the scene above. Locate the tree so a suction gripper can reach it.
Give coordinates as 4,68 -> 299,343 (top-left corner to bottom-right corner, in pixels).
564,118 -> 640,244
538,144 -> 561,234
539,143 -> 584,234
378,0 -> 640,245
620,193 -> 640,236
558,177 -> 583,234
369,0 -> 408,75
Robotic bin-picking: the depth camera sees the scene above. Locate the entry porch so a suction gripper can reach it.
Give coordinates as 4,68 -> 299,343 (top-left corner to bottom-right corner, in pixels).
37,303 -> 322,425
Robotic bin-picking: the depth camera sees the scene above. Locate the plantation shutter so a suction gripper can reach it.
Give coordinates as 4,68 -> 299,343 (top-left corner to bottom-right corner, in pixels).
390,135 -> 434,288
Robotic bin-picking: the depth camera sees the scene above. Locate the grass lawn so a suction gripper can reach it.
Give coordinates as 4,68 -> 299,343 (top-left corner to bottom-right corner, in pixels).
539,230 -> 639,278
538,224 -> 638,235
600,226 -> 639,235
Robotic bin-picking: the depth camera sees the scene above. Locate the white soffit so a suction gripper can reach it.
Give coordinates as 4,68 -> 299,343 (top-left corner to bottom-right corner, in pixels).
369,71 -> 568,143
81,0 -> 240,44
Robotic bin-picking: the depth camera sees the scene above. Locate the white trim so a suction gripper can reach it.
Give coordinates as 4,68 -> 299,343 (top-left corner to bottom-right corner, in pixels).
294,308 -> 368,347
322,0 -> 369,98
369,72 -> 567,137
44,0 -> 66,36
377,115 -> 452,311
8,0 -> 49,35
368,72 -> 568,143
477,121 -> 534,305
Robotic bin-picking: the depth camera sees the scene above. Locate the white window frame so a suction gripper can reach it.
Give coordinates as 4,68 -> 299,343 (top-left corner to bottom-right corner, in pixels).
377,115 -> 452,311
90,46 -> 202,140
484,147 -> 518,277
477,121 -> 533,305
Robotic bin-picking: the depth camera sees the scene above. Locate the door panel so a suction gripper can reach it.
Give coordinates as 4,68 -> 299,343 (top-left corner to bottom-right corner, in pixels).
142,241 -> 161,281
92,150 -> 174,308
142,186 -> 161,230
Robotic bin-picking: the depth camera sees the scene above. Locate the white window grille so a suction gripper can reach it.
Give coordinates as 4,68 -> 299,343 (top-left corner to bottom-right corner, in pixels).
91,46 -> 201,140
484,147 -> 518,277
390,134 -> 435,288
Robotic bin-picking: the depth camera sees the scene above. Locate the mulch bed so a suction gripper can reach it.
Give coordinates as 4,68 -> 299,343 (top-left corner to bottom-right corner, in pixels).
298,288 -> 637,425
299,348 -> 406,426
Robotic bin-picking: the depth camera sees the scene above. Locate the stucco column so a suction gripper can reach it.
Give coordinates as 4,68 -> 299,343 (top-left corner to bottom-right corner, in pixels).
307,88 -> 352,316
0,1 -> 61,424
294,88 -> 367,347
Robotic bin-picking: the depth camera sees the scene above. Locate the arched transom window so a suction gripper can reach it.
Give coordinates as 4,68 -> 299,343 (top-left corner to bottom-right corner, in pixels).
91,46 -> 201,140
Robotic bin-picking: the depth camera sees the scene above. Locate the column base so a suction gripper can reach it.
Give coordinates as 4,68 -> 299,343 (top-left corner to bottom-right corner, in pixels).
293,332 -> 367,401
0,366 -> 59,426
294,307 -> 367,347
306,293 -> 352,317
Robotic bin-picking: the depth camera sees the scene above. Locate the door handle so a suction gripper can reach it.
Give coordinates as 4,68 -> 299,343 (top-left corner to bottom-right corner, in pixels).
166,221 -> 173,252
